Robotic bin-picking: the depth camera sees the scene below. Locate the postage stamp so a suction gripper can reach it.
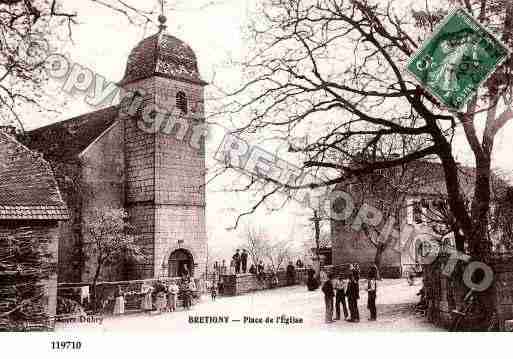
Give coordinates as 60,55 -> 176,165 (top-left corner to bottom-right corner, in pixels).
407,8 -> 511,110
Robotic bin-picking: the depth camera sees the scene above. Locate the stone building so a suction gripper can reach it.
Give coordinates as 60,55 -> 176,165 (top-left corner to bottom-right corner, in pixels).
0,130 -> 68,329
24,19 -> 207,283
330,159 -> 502,278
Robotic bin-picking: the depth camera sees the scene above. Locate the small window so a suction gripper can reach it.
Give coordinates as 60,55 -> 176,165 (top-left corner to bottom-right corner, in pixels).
413,201 -> 423,224
176,91 -> 188,114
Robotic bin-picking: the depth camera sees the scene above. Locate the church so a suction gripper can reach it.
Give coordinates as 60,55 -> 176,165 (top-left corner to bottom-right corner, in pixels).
24,16 -> 207,284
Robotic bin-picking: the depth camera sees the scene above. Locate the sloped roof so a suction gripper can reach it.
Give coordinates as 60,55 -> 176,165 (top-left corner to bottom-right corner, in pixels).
0,132 -> 68,220
25,105 -> 119,161
120,31 -> 206,86
334,158 -> 507,198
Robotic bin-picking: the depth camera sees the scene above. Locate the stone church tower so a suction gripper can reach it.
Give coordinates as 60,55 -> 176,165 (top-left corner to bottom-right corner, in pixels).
25,16 -> 207,282
119,16 -> 207,279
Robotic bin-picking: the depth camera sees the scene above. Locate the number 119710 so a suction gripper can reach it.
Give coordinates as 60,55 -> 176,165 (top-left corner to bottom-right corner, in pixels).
51,341 -> 82,350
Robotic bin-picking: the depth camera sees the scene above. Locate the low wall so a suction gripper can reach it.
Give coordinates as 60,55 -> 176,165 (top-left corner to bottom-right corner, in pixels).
220,269 -> 310,296
423,254 -> 513,330
220,263 -> 401,296
57,277 -> 204,316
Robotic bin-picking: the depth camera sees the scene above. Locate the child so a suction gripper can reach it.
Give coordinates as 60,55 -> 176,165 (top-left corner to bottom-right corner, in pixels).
168,282 -> 179,312
154,282 -> 167,313
211,280 -> 218,301
113,285 -> 125,316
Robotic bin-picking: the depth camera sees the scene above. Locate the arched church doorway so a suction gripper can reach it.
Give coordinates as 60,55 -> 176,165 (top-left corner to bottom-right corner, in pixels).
169,249 -> 194,277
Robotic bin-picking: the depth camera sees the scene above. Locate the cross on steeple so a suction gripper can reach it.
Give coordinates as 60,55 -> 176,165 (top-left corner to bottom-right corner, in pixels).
158,0 -> 167,32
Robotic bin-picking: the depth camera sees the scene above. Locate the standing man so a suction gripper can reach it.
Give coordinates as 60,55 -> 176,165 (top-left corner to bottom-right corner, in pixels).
321,274 -> 335,323
233,249 -> 241,274
257,260 -> 265,281
220,259 -> 227,275
367,266 -> 378,321
241,249 -> 248,273
333,275 -> 348,320
346,271 -> 360,322
286,261 -> 296,286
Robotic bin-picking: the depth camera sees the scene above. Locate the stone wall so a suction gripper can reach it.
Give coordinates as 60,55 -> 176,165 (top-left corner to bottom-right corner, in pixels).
153,77 -> 206,280
119,75 -> 207,280
50,161 -> 83,283
423,254 -> 513,330
331,219 -> 402,278
80,121 -> 126,282
220,269 -> 310,296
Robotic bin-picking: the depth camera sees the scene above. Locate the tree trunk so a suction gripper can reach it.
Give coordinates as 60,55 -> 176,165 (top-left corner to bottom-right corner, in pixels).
91,259 -> 103,312
374,243 -> 385,280
470,155 -> 493,260
435,138 -> 474,253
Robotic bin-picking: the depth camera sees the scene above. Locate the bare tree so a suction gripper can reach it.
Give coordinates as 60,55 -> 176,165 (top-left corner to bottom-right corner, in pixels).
242,223 -> 292,271
0,0 -> 157,132
84,207 -> 145,310
212,0 -> 513,261
0,0 -> 225,132
264,240 -> 291,273
242,223 -> 268,266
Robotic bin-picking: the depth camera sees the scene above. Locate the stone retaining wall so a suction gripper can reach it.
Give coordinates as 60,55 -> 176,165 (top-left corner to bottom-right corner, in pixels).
220,269 -> 310,296
57,277 -> 204,316
423,254 -> 513,331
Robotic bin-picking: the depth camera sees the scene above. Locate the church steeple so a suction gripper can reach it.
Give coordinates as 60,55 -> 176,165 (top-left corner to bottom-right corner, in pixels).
158,0 -> 167,32
119,1 -> 206,87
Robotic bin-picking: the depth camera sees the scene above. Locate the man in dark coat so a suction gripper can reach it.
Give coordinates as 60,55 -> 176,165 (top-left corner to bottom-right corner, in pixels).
322,274 -> 335,323
249,264 -> 257,275
286,261 -> 296,286
334,276 -> 348,320
306,265 -> 319,291
346,270 -> 360,322
240,249 -> 248,273
233,249 -> 241,274
257,260 -> 265,281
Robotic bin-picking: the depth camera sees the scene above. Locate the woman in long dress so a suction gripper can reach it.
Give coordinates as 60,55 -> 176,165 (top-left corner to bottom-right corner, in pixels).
188,279 -> 197,306
113,285 -> 125,315
141,284 -> 153,313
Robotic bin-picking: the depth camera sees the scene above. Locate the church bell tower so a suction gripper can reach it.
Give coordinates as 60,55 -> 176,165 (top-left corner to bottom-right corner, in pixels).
119,14 -> 207,279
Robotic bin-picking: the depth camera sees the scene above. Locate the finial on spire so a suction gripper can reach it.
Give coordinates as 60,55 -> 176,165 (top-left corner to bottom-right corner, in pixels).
158,0 -> 167,32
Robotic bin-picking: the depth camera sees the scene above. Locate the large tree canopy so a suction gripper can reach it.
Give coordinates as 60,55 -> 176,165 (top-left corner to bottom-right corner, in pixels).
213,0 -> 513,260
0,0 -> 158,131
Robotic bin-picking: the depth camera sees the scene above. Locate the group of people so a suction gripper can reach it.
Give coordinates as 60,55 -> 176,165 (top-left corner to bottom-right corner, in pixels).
248,260 -> 266,281
321,264 -> 378,323
111,273 -> 197,316
231,249 -> 249,274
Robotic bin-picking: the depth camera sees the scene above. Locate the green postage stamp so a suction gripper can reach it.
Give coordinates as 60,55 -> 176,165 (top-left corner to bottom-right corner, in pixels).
406,8 -> 511,110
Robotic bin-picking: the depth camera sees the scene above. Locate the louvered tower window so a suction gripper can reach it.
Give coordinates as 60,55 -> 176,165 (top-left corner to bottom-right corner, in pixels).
176,91 -> 188,114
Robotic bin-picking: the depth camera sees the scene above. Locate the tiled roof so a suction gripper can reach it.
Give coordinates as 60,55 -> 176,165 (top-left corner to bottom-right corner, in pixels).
120,31 -> 206,86
334,158 -> 508,197
0,132 -> 68,220
24,105 -> 119,161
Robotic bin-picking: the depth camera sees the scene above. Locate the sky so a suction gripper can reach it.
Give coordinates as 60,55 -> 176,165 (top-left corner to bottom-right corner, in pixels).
20,0 -> 314,263
18,0 -> 513,263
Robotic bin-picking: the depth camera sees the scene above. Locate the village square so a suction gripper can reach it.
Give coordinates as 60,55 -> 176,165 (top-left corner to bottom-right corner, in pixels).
2,0 -> 513,338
